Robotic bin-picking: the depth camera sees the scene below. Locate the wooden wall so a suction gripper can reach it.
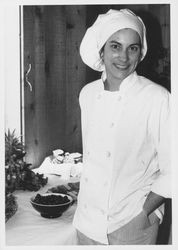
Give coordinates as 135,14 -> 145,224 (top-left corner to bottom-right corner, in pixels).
23,6 -> 86,167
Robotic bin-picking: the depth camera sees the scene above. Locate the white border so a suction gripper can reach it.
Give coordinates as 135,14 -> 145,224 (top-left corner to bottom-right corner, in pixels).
1,1 -> 178,250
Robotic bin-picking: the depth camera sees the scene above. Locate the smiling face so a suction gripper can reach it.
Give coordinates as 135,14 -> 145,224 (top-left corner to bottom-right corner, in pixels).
102,28 -> 142,86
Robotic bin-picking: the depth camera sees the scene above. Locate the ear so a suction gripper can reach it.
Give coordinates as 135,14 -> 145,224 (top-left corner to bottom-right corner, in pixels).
138,51 -> 143,64
100,50 -> 104,60
99,44 -> 105,60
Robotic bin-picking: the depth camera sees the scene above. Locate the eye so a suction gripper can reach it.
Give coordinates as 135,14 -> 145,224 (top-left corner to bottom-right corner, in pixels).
129,45 -> 140,52
110,43 -> 121,50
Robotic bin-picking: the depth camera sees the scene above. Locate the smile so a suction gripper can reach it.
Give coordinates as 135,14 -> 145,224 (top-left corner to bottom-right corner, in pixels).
114,63 -> 128,70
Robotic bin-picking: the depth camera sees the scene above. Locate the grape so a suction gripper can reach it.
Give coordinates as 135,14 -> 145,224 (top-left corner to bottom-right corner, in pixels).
33,193 -> 70,205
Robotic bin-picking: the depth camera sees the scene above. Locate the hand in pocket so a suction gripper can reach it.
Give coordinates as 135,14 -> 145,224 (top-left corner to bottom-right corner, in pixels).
131,210 -> 151,230
108,211 -> 152,244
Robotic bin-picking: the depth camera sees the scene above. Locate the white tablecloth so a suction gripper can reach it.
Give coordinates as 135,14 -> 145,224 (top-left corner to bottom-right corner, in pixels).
32,155 -> 83,180
5,175 -> 78,245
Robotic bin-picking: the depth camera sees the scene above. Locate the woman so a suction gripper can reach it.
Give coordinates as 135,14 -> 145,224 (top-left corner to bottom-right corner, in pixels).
73,9 -> 171,245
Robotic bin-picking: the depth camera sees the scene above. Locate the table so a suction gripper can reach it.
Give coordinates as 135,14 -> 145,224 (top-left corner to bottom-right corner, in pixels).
5,174 -> 78,245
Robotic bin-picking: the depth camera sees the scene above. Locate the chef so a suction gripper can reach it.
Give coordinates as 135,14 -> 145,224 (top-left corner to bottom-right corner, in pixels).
73,8 -> 171,245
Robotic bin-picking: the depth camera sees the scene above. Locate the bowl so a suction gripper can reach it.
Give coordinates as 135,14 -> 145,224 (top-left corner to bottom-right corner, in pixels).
30,193 -> 73,218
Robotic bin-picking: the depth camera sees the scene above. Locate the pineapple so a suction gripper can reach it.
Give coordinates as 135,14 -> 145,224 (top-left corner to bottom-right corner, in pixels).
5,129 -> 25,164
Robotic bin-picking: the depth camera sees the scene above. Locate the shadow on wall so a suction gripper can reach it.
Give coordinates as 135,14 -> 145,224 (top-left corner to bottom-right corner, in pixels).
136,10 -> 170,92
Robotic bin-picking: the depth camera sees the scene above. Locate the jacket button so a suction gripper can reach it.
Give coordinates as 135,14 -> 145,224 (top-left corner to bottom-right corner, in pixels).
106,151 -> 111,158
104,181 -> 108,187
101,209 -> 106,215
108,216 -> 112,221
117,96 -> 122,101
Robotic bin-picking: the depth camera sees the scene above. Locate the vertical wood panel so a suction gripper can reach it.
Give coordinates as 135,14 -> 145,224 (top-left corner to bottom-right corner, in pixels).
24,6 -> 47,167
33,6 -> 47,166
65,5 -> 86,153
44,6 -> 67,153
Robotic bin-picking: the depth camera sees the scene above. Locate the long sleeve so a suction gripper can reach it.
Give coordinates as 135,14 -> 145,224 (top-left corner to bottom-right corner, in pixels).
150,90 -> 171,198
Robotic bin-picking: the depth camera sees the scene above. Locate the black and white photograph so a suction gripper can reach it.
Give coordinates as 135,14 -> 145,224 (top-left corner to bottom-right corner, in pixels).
1,0 -> 177,249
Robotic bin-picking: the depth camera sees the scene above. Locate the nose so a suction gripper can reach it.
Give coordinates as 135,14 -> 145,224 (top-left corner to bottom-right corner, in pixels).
117,49 -> 128,62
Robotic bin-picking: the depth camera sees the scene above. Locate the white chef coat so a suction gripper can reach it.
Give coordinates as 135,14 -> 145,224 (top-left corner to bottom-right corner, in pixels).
73,71 -> 171,244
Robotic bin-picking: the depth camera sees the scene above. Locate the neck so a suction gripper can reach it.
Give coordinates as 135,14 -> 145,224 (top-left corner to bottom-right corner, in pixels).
104,76 -> 122,91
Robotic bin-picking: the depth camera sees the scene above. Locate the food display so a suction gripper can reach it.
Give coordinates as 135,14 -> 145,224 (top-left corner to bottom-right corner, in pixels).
32,150 -> 83,178
33,193 -> 70,205
47,182 -> 80,202
52,150 -> 82,164
30,193 -> 73,218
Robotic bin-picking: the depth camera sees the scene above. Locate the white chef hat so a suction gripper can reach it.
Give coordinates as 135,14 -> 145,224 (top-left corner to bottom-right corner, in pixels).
80,9 -> 147,72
